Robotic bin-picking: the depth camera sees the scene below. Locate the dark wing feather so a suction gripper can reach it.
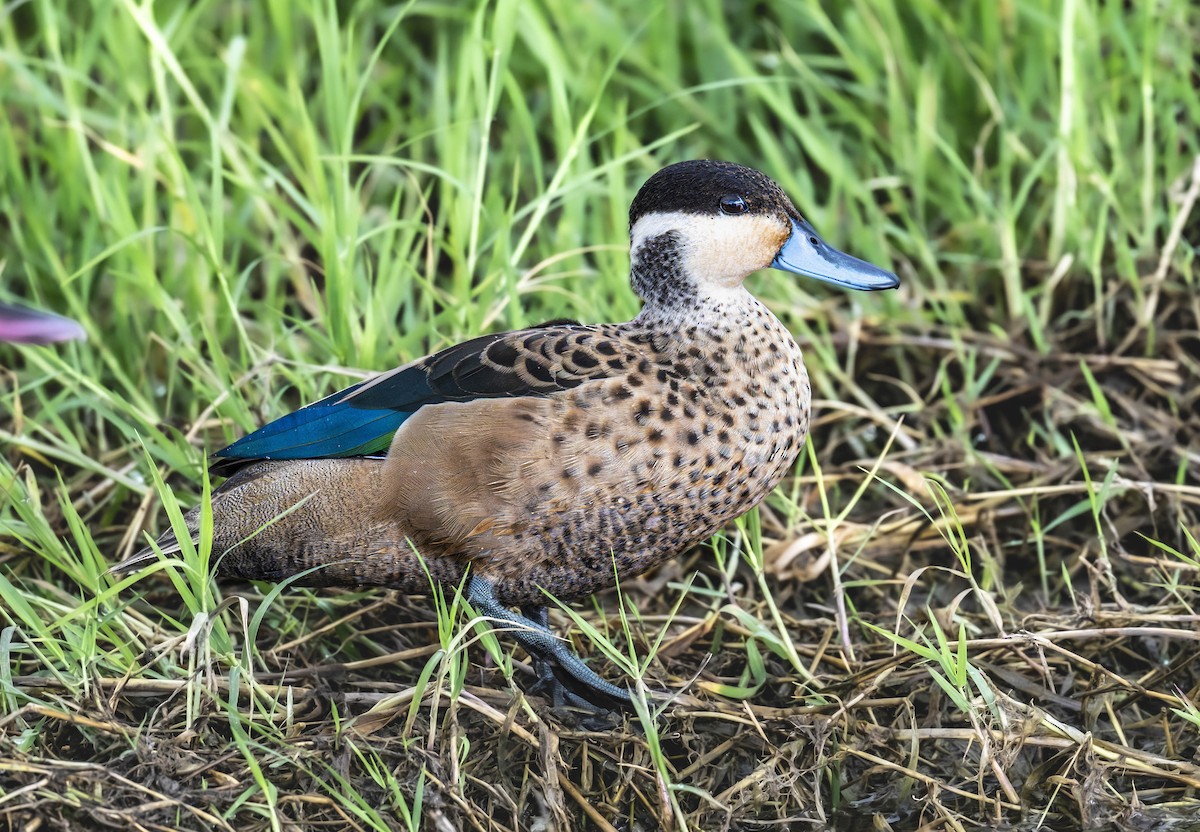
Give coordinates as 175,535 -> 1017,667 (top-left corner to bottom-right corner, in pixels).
211,324 -> 630,474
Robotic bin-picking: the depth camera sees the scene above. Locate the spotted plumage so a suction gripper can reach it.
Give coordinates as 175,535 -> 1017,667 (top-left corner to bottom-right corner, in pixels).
114,160 -> 898,706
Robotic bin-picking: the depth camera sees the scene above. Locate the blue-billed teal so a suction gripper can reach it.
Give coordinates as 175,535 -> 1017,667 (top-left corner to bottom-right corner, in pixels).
113,161 -> 898,706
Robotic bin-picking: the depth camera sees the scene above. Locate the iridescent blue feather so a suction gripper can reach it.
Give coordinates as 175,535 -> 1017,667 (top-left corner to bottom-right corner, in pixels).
214,367 -> 434,469
211,326 -> 588,475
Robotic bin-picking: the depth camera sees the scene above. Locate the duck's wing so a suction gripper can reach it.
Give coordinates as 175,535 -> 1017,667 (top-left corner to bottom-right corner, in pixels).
211,324 -> 636,474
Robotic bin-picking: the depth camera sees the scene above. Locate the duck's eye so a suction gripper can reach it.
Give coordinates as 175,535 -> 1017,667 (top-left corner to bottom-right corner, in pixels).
719,194 -> 748,215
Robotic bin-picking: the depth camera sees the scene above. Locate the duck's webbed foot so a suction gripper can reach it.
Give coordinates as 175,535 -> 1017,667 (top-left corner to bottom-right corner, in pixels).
467,577 -> 634,711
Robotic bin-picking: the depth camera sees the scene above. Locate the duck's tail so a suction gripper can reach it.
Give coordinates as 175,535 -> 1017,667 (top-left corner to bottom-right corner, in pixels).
107,459 -> 439,594
109,513 -> 196,574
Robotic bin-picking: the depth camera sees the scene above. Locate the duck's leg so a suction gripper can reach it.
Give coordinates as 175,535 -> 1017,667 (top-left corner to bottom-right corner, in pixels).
467,577 -> 633,708
519,605 -> 561,701
517,605 -> 611,710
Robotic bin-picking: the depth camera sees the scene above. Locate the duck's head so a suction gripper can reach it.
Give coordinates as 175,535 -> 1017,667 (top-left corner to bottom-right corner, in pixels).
628,160 -> 898,304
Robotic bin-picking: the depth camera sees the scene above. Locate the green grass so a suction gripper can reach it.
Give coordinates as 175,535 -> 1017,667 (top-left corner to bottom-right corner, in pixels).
3,0 -> 1200,829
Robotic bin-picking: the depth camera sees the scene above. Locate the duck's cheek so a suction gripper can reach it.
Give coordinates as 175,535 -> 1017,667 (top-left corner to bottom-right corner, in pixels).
683,215 -> 792,289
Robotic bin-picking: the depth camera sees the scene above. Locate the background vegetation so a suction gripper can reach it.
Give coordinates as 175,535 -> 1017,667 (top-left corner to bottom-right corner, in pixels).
2,0 -> 1198,829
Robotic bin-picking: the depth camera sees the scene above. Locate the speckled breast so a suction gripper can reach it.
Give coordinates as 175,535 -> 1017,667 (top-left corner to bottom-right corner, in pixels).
484,300 -> 811,604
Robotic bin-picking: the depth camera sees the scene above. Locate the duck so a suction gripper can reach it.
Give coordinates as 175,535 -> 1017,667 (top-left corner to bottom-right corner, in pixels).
112,160 -> 898,708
